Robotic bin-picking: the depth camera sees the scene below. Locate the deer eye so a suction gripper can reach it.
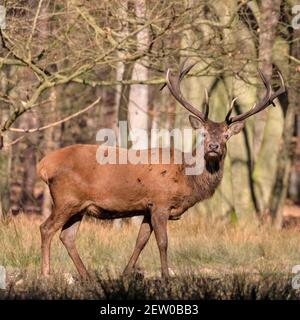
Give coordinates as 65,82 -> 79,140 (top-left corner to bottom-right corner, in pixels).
224,133 -> 229,139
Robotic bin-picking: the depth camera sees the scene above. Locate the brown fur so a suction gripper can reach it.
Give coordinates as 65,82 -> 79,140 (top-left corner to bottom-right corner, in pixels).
37,144 -> 224,221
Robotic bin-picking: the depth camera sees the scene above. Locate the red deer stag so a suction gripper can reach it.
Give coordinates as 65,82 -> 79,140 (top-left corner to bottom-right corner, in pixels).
37,62 -> 286,278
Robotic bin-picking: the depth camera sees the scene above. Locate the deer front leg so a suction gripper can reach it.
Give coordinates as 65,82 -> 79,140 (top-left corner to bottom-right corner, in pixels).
151,210 -> 169,279
123,215 -> 153,275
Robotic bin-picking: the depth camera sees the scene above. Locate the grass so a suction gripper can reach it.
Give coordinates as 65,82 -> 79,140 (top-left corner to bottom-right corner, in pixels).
1,273 -> 298,299
0,212 -> 300,299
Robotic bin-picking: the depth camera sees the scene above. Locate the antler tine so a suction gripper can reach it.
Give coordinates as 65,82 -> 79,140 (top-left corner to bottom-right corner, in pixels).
179,58 -> 197,80
179,59 -> 209,120
225,97 -> 238,123
226,68 -> 286,124
269,71 -> 286,101
255,68 -> 272,105
181,60 -> 210,118
165,60 -> 207,122
203,88 -> 209,120
160,58 -> 196,91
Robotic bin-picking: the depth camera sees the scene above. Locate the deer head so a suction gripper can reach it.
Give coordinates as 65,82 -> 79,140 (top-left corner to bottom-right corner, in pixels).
165,61 -> 286,163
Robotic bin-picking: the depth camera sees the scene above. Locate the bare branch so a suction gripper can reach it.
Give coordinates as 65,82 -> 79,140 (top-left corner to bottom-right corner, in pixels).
1,97 -> 101,150
26,0 -> 44,58
8,97 -> 101,134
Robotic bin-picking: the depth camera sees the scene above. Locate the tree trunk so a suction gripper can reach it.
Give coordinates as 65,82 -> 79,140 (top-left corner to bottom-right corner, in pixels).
0,67 -> 12,218
268,27 -> 300,228
41,88 -> 60,217
253,0 -> 281,158
251,0 -> 281,217
117,63 -> 134,147
289,112 -> 300,203
128,0 -> 149,224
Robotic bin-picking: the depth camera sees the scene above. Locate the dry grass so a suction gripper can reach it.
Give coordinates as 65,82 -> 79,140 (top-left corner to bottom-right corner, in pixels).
0,213 -> 300,299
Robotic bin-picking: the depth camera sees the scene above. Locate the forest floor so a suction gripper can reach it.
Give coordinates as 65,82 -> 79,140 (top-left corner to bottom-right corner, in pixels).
0,207 -> 300,299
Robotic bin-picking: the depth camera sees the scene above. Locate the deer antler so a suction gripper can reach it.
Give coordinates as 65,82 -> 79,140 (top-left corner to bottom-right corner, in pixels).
225,97 -> 238,123
226,69 -> 286,124
166,59 -> 209,122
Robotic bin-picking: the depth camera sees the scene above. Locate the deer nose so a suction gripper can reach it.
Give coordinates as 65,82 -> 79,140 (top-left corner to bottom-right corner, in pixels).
209,143 -> 219,151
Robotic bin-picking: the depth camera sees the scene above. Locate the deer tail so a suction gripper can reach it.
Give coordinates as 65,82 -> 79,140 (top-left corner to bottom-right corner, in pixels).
37,158 -> 50,185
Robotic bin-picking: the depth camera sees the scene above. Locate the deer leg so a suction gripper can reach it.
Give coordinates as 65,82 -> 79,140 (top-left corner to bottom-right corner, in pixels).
151,211 -> 169,279
59,213 -> 89,279
40,208 -> 70,277
123,215 -> 153,275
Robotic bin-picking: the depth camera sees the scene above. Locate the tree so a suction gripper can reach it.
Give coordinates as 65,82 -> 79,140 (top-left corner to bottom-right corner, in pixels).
0,0 -> 297,225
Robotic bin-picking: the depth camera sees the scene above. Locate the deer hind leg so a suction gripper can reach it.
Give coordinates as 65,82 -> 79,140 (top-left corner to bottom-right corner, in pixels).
40,207 -> 71,277
151,210 -> 169,279
123,215 -> 153,275
59,213 -> 89,279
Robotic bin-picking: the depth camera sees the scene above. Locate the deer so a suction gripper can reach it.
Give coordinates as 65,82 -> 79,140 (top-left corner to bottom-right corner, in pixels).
37,61 -> 286,279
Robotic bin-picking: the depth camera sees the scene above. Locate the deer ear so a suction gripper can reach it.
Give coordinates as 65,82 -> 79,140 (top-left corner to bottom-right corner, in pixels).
189,115 -> 204,130
227,121 -> 244,137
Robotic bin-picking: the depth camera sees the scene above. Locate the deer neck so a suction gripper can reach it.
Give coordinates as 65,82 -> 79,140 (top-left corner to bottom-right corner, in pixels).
189,155 -> 225,201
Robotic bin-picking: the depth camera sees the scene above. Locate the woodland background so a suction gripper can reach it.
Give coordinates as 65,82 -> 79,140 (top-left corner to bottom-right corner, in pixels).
0,0 -> 299,229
